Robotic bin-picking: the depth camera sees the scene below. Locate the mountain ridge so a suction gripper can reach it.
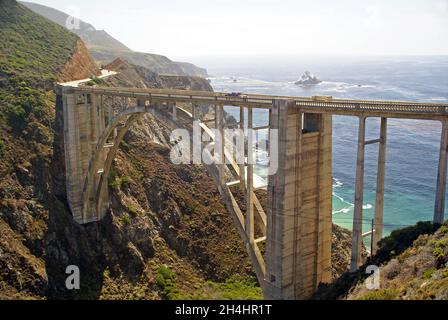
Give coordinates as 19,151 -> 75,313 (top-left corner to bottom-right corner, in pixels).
21,1 -> 208,77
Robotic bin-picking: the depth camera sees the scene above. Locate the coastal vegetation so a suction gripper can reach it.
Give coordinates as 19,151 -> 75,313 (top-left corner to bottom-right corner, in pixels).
314,220 -> 448,300
0,0 -> 78,88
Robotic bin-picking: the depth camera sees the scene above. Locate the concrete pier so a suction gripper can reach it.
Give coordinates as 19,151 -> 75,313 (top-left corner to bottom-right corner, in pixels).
264,100 -> 332,300
372,118 -> 388,252
435,121 -> 448,225
351,116 -> 367,272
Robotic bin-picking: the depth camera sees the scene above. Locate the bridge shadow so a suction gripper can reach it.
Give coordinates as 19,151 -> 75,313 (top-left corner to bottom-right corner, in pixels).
44,199 -> 105,299
45,197 -> 150,299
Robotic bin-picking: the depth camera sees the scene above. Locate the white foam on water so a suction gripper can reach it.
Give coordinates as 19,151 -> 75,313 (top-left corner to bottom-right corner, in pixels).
333,207 -> 352,214
333,178 -> 343,188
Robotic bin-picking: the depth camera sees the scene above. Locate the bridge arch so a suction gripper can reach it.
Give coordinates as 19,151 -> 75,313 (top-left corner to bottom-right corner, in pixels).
81,107 -> 147,223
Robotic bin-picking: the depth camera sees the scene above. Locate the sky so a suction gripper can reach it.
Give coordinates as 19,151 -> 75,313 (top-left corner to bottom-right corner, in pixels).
25,0 -> 448,60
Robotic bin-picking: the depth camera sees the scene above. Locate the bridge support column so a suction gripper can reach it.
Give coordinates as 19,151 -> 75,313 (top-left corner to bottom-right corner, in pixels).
216,104 -> 226,188
435,121 -> 448,224
239,106 -> 246,192
372,118 -> 388,253
172,103 -> 177,121
351,116 -> 367,271
265,100 -> 332,300
246,108 -> 255,243
61,89 -> 104,223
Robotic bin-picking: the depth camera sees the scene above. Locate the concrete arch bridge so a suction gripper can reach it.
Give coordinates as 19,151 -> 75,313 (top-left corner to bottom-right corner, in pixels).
57,85 -> 448,299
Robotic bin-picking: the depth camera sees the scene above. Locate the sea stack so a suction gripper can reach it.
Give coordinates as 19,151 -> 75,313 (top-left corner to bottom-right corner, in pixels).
295,71 -> 322,86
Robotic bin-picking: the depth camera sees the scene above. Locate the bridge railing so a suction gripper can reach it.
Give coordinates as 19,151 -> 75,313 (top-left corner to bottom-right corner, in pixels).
67,86 -> 448,119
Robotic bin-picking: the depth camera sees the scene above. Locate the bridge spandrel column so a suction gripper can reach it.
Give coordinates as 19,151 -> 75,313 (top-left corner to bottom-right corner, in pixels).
265,101 -> 332,300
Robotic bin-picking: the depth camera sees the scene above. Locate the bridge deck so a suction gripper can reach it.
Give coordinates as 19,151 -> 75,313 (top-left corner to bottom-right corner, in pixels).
67,86 -> 448,121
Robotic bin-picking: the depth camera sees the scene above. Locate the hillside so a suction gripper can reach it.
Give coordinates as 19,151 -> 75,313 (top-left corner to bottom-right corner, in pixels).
21,1 -> 208,77
0,0 -> 98,298
20,1 -> 131,52
103,58 -> 213,91
0,0 -> 98,87
346,222 -> 448,300
0,0 -> 257,300
314,221 -> 448,300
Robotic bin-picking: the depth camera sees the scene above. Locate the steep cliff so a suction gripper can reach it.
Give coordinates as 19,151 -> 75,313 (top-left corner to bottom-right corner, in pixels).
58,39 -> 100,82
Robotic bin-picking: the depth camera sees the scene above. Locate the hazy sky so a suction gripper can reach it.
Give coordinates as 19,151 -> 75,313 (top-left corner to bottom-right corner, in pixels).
26,0 -> 448,59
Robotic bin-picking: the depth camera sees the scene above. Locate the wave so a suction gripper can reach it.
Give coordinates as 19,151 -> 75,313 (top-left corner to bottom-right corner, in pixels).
333,178 -> 343,188
333,207 -> 352,214
211,76 -> 281,87
332,202 -> 373,215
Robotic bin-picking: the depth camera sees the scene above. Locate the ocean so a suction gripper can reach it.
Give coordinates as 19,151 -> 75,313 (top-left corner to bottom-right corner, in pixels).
201,55 -> 448,244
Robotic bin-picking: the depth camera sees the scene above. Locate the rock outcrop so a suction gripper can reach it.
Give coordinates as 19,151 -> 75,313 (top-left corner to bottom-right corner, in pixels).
295,71 -> 322,86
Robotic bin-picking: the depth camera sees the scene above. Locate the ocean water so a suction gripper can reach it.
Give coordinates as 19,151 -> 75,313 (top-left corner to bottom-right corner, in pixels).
203,55 -> 448,243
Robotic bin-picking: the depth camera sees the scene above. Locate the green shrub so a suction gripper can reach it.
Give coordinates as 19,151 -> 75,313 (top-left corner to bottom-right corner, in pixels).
360,289 -> 400,300
127,204 -> 139,216
155,266 -> 183,300
423,268 -> 436,279
6,104 -> 26,127
208,275 -> 263,300
432,246 -> 446,260
110,176 -> 128,190
375,221 -> 439,264
121,213 -> 131,226
439,226 -> 448,235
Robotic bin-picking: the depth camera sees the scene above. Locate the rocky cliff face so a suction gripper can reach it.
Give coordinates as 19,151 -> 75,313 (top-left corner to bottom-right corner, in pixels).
58,39 -> 100,82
